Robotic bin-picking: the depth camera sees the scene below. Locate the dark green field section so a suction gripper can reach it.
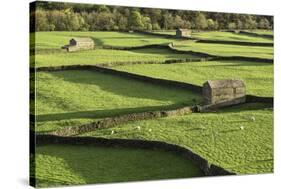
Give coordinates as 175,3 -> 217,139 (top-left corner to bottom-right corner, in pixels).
114,60 -> 273,97
81,103 -> 273,174
35,70 -> 201,133
34,144 -> 203,187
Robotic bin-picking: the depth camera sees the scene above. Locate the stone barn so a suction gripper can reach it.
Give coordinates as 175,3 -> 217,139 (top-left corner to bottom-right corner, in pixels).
176,28 -> 191,38
64,38 -> 94,52
202,80 -> 246,107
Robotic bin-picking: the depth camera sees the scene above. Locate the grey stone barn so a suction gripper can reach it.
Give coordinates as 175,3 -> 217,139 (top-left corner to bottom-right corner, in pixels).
202,80 -> 246,107
176,28 -> 191,38
66,38 -> 95,52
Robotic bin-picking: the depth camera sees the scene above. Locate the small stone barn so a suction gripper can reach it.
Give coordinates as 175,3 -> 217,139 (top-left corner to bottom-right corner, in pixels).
176,28 -> 191,38
65,38 -> 94,52
202,80 -> 246,106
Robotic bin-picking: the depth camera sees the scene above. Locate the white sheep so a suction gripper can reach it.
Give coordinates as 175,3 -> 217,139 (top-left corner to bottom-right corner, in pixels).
111,130 -> 115,135
240,126 -> 244,130
250,116 -> 256,122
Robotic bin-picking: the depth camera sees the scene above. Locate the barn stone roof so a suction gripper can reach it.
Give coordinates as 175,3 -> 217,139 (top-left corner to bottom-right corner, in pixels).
70,37 -> 93,43
204,80 -> 245,89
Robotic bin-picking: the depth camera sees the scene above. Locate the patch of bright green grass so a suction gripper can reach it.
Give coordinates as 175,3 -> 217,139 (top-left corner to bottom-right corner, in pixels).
114,60 -> 273,97
34,144 -> 203,187
81,103 -> 273,175
34,48 -> 198,68
173,41 -> 273,59
191,31 -> 273,43
34,31 -> 176,50
35,70 -> 201,133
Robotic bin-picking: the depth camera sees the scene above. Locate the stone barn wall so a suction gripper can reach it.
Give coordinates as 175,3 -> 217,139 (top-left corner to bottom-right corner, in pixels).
65,38 -> 95,52
203,80 -> 246,107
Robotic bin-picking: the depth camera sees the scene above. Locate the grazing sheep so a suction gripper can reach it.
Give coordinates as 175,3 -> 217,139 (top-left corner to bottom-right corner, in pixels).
111,130 -> 115,135
250,116 -> 256,122
240,126 -> 244,130
148,129 -> 152,132
136,126 -> 141,130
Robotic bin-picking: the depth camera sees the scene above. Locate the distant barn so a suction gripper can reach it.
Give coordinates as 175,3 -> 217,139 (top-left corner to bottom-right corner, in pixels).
202,80 -> 246,107
176,28 -> 191,38
63,38 -> 95,52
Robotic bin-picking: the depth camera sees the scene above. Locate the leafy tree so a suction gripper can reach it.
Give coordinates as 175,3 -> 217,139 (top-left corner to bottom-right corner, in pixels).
162,13 -> 174,30
129,11 -> 144,30
228,22 -> 236,30
195,13 -> 207,30
258,18 -> 271,29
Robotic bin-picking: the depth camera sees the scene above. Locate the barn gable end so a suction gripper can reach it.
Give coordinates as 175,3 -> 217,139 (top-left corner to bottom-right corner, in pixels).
202,80 -> 246,107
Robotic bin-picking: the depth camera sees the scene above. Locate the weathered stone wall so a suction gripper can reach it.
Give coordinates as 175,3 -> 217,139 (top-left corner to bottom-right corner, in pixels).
50,106 -> 194,136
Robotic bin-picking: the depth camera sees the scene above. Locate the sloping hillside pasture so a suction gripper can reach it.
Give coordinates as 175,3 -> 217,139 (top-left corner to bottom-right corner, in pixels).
34,30 -> 273,186
35,70 -> 201,133
34,48 -> 199,68
191,31 -> 273,43
81,103 -> 273,174
114,61 -> 273,97
34,144 -> 203,187
173,41 -> 273,59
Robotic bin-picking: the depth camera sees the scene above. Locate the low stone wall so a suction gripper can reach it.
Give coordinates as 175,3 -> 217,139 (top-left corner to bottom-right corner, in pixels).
36,134 -> 235,176
50,106 -> 194,136
102,44 -> 170,50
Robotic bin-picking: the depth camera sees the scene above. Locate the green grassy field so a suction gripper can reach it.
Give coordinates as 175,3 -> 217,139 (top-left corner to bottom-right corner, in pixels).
191,31 -> 273,43
35,70 -> 201,133
33,30 -> 274,185
34,144 -> 204,187
114,60 -> 273,97
33,48 -> 198,67
173,41 -> 273,59
33,31 -> 176,50
81,103 -> 273,174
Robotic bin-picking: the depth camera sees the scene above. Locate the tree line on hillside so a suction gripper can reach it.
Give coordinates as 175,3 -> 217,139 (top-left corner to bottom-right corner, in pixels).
31,1 -> 273,31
